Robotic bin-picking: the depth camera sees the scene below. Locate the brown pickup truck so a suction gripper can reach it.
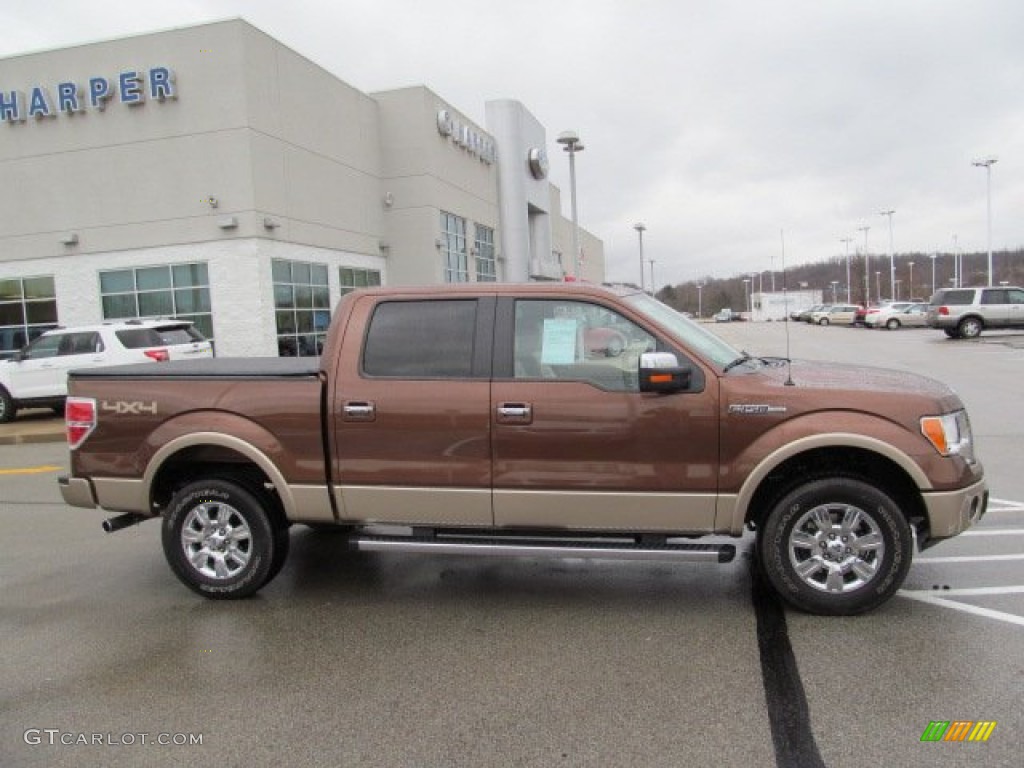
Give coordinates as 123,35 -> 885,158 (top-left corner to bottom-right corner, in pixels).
59,284 -> 987,614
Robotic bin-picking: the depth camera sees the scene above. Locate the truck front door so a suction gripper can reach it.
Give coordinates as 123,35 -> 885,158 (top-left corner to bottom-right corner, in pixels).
491,297 -> 720,533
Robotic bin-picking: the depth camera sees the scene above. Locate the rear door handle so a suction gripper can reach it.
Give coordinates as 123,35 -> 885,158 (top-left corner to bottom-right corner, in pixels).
496,402 -> 533,424
342,401 -> 376,422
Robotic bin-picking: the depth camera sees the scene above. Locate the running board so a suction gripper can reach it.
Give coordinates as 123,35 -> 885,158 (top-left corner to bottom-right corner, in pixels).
351,535 -> 736,564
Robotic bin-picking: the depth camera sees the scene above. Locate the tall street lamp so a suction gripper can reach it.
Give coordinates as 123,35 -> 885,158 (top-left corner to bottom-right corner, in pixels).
972,156 -> 997,286
952,233 -> 960,287
929,253 -> 937,296
697,282 -> 704,319
908,261 -> 915,300
743,278 -> 752,315
557,131 -> 585,280
840,237 -> 853,303
648,258 -> 656,295
879,210 -> 895,301
858,226 -> 871,304
634,222 -> 646,291
875,271 -> 882,303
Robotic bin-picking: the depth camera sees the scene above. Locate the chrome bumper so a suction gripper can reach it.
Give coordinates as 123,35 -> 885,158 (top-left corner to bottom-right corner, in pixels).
921,477 -> 988,544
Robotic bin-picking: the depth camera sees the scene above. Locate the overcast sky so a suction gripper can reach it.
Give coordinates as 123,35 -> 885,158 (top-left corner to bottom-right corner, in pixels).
3,0 -> 1022,287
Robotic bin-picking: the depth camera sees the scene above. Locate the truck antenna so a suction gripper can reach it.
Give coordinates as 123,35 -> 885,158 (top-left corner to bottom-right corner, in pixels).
782,228 -> 795,386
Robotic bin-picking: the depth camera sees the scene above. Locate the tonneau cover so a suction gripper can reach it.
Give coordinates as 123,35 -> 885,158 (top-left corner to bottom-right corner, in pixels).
69,357 -> 320,379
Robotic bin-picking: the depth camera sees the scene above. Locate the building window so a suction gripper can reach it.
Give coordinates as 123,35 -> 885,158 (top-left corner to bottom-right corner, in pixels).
273,259 -> 330,357
475,225 -> 496,282
99,263 -> 214,341
441,211 -> 469,283
339,267 -> 381,297
0,275 -> 58,359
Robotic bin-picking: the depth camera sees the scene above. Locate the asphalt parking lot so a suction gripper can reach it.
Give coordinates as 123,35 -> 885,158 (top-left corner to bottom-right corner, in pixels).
2,322 -> 1022,767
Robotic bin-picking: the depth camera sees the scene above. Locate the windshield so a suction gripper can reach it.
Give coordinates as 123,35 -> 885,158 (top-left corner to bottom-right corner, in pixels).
623,292 -> 742,368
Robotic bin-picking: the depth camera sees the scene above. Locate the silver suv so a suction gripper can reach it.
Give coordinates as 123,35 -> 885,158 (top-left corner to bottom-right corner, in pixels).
926,286 -> 1024,338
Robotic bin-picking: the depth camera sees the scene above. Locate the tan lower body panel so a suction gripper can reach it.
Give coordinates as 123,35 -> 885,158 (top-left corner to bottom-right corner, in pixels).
287,485 -> 335,523
494,490 -> 717,533
334,486 -> 492,526
92,478 -> 147,514
922,477 -> 988,539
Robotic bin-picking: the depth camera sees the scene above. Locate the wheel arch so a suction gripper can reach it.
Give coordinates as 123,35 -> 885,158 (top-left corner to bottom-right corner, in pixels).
725,434 -> 930,534
145,432 -> 295,521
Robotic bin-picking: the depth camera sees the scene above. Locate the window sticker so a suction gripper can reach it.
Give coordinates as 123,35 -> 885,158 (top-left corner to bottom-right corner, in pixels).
541,318 -> 578,365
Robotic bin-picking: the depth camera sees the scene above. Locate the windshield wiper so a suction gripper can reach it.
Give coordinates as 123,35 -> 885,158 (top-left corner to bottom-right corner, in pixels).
722,353 -> 753,373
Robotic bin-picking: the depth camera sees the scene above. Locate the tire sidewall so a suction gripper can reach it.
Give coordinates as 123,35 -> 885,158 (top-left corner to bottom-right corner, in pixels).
759,478 -> 912,615
162,480 -> 277,599
0,386 -> 15,423
959,317 -> 982,338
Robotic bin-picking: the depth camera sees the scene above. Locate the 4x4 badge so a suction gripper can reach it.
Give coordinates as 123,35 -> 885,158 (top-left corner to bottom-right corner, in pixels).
101,400 -> 158,416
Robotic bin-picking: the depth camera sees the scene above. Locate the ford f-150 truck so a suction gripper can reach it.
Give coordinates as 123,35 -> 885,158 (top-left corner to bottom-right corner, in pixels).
59,284 -> 987,615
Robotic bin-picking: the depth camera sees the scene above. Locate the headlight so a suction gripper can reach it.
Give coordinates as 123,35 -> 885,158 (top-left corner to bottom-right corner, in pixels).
921,410 -> 975,462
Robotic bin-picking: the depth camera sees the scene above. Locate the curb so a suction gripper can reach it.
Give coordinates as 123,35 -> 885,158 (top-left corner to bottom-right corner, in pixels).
0,430 -> 66,446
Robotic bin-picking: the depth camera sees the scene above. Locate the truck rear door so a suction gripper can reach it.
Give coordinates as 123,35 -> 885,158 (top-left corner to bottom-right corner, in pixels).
330,295 -> 495,526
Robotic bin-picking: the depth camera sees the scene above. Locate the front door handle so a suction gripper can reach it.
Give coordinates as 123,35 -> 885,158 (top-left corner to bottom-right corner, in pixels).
496,402 -> 533,424
342,401 -> 376,422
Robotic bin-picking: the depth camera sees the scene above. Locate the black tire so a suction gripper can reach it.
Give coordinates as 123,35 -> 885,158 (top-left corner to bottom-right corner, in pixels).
957,316 -> 983,339
756,477 -> 912,615
885,318 -> 900,330
0,386 -> 15,424
943,329 -> 958,338
162,479 -> 288,599
818,318 -> 829,326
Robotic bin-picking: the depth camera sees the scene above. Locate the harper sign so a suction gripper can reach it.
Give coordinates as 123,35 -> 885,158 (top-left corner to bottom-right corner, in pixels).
0,67 -> 176,123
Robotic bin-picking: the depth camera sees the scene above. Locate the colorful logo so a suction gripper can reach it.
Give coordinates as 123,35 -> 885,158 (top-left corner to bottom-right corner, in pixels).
921,721 -> 997,742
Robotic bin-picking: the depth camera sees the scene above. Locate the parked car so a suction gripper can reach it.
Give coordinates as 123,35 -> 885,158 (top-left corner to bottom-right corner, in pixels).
863,302 -> 913,328
799,304 -> 830,323
815,304 -> 861,326
868,302 -> 928,330
926,286 -> 1024,338
0,319 -> 213,422
714,308 -> 735,323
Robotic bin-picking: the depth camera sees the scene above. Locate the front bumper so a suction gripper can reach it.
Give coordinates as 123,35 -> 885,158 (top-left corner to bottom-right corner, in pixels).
920,477 -> 988,547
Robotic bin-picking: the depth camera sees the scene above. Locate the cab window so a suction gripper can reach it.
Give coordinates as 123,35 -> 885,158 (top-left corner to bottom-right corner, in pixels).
513,300 -> 657,392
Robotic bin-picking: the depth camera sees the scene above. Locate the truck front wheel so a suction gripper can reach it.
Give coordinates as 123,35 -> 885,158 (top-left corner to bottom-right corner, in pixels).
757,477 -> 912,615
162,479 -> 288,599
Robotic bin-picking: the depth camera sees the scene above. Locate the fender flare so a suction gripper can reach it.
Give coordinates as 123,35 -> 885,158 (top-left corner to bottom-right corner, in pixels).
719,432 -> 931,534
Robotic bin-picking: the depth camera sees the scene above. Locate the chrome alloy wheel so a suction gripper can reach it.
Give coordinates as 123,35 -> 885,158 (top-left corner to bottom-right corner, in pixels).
787,503 -> 885,593
180,502 -> 252,580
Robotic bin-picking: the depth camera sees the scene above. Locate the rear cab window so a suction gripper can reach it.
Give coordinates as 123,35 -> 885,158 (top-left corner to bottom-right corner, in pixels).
362,300 -> 481,378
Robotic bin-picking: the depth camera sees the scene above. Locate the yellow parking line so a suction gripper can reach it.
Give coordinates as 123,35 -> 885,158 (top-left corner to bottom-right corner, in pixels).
0,465 -> 62,475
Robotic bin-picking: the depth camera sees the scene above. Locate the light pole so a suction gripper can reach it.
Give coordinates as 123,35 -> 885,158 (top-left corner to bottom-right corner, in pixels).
972,156 -> 997,286
648,258 -> 656,295
697,282 -> 704,319
894,279 -> 901,301
952,233 -> 960,287
634,222 -> 646,291
858,226 -> 871,305
908,261 -> 915,300
840,237 -> 853,303
880,210 -> 895,301
930,253 -> 937,296
875,271 -> 881,304
557,131 -> 585,280
743,279 -> 752,316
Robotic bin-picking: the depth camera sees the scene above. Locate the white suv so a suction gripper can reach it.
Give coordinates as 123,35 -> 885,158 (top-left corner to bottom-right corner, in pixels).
0,320 -> 213,422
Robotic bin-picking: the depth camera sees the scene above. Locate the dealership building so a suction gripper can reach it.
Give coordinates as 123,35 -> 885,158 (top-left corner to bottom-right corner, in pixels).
0,19 -> 605,357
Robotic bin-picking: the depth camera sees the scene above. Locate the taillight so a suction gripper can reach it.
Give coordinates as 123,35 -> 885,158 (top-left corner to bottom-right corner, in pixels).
144,348 -> 170,362
938,306 -> 950,316
66,397 -> 97,450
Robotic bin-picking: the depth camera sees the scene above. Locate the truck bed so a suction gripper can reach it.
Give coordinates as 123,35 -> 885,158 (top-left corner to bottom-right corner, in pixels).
69,357 -> 320,380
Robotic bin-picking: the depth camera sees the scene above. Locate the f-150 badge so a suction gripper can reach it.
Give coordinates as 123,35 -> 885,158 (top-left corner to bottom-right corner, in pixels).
101,400 -> 158,415
728,404 -> 787,415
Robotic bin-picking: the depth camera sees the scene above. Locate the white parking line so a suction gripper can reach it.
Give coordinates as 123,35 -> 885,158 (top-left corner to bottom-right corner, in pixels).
988,498 -> 1024,512
898,590 -> 1024,628
914,553 -> 1024,564
962,529 -> 1024,536
903,586 -> 1024,596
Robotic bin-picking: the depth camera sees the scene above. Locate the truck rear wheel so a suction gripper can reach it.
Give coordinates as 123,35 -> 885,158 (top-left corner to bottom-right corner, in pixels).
757,477 -> 912,615
162,479 -> 288,599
